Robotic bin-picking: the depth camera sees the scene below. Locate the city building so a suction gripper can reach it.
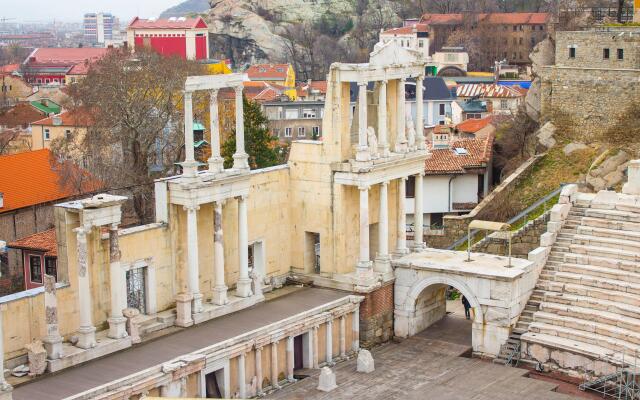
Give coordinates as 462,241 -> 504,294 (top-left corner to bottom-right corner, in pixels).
20,48 -> 109,86
406,76 -> 456,128
83,12 -> 118,45
246,63 -> 296,99
127,17 -> 209,60
456,83 -> 526,115
0,102 -> 49,154
379,23 -> 430,59
262,100 -> 324,142
30,109 -> 92,150
452,97 -> 490,122
419,12 -> 552,68
296,80 -> 328,102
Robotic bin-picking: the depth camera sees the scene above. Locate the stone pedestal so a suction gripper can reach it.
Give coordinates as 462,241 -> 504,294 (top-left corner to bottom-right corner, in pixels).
316,367 -> 337,392
356,349 -> 375,373
42,274 -> 63,360
175,293 -> 194,327
192,293 -> 204,315
623,160 -> 640,195
76,326 -> 97,349
24,341 -> 46,376
107,316 -> 128,340
123,307 -> 142,344
0,387 -> 12,400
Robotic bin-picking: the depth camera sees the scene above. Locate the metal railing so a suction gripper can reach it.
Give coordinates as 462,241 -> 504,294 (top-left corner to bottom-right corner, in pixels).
446,184 -> 566,251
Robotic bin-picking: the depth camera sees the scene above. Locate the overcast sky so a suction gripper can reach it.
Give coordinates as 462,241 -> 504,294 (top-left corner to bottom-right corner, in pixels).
6,0 -> 182,23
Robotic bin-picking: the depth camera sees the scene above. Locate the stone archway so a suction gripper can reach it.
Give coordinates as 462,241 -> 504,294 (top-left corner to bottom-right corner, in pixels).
436,66 -> 467,77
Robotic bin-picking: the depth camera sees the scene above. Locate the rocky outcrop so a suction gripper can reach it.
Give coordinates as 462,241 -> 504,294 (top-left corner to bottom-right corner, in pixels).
585,150 -> 630,192
160,0 -> 210,18
526,37 -> 555,122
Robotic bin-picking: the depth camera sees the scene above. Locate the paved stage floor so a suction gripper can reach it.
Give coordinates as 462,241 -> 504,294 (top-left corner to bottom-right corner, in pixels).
268,315 -> 579,400
12,288 -> 346,400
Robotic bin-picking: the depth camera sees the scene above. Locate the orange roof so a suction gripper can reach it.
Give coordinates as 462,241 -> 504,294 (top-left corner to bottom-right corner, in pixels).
425,133 -> 494,174
382,23 -> 429,35
0,63 -> 19,74
420,12 -> 550,26
0,149 -> 99,213
246,64 -> 290,81
27,48 -> 109,64
32,109 -> 93,127
8,229 -> 57,257
456,116 -> 493,134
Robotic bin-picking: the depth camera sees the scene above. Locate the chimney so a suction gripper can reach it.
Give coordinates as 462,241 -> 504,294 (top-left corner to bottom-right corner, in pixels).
52,115 -> 62,126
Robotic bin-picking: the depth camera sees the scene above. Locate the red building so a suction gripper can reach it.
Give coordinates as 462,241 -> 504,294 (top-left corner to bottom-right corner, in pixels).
127,17 -> 209,60
21,47 -> 109,86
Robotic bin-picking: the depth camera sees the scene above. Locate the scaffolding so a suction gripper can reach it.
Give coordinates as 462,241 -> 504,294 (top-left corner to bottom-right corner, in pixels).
579,351 -> 640,400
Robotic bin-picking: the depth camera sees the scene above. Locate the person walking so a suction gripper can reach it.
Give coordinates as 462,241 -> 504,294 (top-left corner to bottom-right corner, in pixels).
461,296 -> 471,320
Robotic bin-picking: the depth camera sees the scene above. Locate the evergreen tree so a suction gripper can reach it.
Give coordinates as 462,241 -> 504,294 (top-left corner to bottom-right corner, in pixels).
221,96 -> 286,169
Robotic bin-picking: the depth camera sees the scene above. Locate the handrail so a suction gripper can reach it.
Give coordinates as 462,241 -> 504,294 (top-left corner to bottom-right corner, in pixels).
446,184 -> 566,251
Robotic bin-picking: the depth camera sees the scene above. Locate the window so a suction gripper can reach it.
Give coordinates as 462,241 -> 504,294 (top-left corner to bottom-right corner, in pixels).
297,127 -> 305,137
312,126 -> 320,139
302,108 -> 316,118
65,129 -> 72,139
29,255 -> 42,283
406,176 -> 416,199
44,128 -> 50,140
418,40 -> 424,48
513,25 -> 517,31
617,48 -> 624,60
569,47 -> 576,59
284,127 -> 292,137
285,109 -> 299,119
439,103 -> 445,116
500,100 -> 508,109
603,48 -> 610,59
273,128 -> 280,137
45,257 -> 57,280
519,37 -> 523,45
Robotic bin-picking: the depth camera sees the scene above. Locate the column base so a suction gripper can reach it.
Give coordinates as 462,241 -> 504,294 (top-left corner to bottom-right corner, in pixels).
395,141 -> 408,153
192,293 -> 204,314
355,146 -> 371,162
232,152 -> 250,171
42,334 -> 64,360
175,293 -> 194,327
75,326 -> 97,349
411,242 -> 426,252
0,384 -> 12,400
236,278 -> 253,298
394,246 -> 410,257
107,316 -> 128,339
374,257 -> 394,280
211,285 -> 229,306
207,157 -> 224,174
180,161 -> 200,178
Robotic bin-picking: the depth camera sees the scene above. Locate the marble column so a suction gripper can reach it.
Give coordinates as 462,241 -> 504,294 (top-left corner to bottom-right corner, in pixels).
395,177 -> 409,255
185,205 -> 203,314
271,341 -> 280,389
42,274 -> 63,359
286,336 -> 295,382
0,305 -> 13,398
339,315 -> 346,357
238,353 -> 246,398
395,78 -> 408,153
208,89 -> 224,173
415,75 -> 426,150
255,346 -> 263,396
181,91 -> 198,177
377,80 -> 390,157
357,186 -> 373,274
413,173 -> 426,251
356,82 -> 370,162
236,196 -> 252,297
75,227 -> 96,349
311,325 -> 320,369
108,224 -> 127,339
375,181 -> 392,276
352,309 -> 360,351
232,85 -> 250,170
325,319 -> 333,364
212,201 -> 228,305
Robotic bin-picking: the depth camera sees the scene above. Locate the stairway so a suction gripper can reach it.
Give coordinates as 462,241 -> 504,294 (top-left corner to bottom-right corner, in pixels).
519,200 -> 640,374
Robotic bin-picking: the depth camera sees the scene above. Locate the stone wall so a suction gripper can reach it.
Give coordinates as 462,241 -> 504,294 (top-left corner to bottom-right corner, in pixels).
555,30 -> 640,70
359,282 -> 394,348
472,211 -> 551,258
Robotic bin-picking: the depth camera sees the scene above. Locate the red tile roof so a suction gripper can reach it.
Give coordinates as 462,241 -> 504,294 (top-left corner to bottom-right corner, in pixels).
246,64 -> 291,81
32,109 -> 93,127
456,83 -> 524,98
128,16 -> 208,30
0,63 -> 19,74
382,23 -> 429,35
27,48 -> 109,64
456,116 -> 493,134
0,103 -> 47,128
0,149 -> 99,213
296,80 -> 328,98
8,229 -> 57,257
425,132 -> 494,174
420,12 -> 550,26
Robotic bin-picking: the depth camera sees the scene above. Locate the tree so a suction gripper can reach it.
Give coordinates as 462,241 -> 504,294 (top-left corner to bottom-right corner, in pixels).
53,48 -> 203,223
0,128 -> 22,155
221,96 -> 286,170
493,108 -> 539,179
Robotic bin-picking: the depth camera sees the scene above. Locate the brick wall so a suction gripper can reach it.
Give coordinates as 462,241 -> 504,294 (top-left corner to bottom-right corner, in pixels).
359,282 -> 394,347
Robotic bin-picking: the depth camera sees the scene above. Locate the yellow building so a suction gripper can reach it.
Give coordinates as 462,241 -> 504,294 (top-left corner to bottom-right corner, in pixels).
246,63 -> 297,100
30,110 -> 90,150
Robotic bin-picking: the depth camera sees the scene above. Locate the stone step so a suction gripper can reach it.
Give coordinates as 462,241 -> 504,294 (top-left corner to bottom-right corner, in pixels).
552,271 -> 640,296
571,234 -> 640,253
539,291 -> 640,320
537,302 -> 640,334
528,322 -> 639,355
564,253 -> 640,274
535,280 -> 640,307
569,243 -> 640,263
533,312 -> 640,346
524,304 -> 538,312
577,225 -> 640,241
581,216 -> 640,233
558,263 -> 640,284
521,332 -> 640,369
585,208 -> 640,223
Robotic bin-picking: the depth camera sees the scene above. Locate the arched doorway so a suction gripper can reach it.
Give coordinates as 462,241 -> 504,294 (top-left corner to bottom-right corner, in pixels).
436,66 -> 467,77
395,276 -> 484,352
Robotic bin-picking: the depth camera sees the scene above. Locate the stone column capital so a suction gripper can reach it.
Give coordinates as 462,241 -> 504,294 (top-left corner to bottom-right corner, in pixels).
183,90 -> 193,100
357,81 -> 368,87
236,195 -> 248,202
400,77 -> 407,83
73,226 -> 89,236
255,345 -> 263,352
358,185 -> 370,192
234,85 -> 243,95
209,88 -> 219,97
380,79 -> 388,85
109,222 -> 119,231
183,204 -> 200,212
380,181 -> 389,187
416,74 -> 425,82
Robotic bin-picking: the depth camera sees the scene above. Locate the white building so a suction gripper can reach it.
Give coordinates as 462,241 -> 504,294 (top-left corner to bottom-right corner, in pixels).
83,12 -> 118,45
379,24 -> 430,60
456,83 -> 526,115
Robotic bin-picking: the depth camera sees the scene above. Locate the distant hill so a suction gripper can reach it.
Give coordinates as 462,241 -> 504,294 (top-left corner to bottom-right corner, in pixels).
159,0 -> 210,18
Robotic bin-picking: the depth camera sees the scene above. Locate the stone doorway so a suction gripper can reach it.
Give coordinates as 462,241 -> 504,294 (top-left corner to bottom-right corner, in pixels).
204,370 -> 222,398
293,334 -> 304,370
126,267 -> 146,314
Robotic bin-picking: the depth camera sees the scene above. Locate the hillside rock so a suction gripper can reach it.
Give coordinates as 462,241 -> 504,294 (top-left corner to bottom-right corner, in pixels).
160,0 -> 210,18
586,151 -> 630,191
563,142 -> 588,155
536,122 -> 556,151
526,37 -> 555,122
